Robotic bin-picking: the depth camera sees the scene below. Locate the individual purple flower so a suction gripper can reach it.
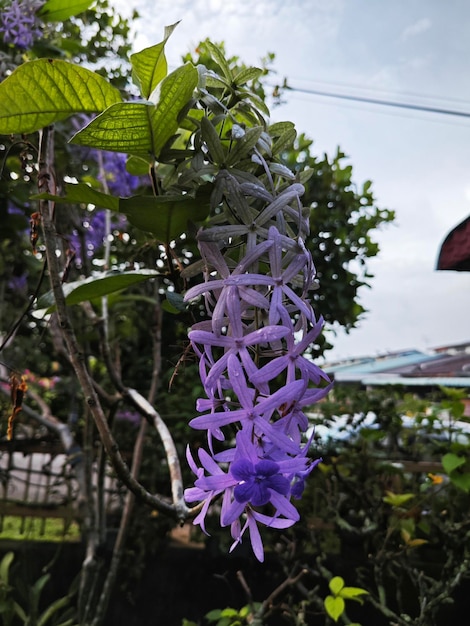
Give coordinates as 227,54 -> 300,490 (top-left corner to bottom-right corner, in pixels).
0,0 -> 43,49
231,458 -> 290,506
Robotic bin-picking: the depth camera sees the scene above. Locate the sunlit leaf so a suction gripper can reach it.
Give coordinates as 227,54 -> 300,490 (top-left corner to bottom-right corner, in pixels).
0,59 -> 122,135
70,102 -> 155,157
131,23 -> 179,99
38,0 -> 93,21
382,491 -> 414,507
329,576 -> 344,596
71,64 -> 198,159
339,586 -> 369,602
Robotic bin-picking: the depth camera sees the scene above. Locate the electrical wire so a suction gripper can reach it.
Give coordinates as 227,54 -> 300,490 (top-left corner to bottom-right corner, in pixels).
283,83 -> 470,119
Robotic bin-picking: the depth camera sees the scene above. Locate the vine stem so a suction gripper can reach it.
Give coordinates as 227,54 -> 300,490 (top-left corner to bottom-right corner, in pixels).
36,126 -> 186,520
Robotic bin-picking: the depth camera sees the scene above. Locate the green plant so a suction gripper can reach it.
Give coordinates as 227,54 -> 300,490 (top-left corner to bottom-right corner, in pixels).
0,552 -> 76,626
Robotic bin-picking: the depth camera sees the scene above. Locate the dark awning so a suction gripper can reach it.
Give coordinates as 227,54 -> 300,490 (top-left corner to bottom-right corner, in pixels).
436,215 -> 470,271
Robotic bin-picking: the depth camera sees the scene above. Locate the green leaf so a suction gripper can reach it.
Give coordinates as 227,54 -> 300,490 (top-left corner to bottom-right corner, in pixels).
38,0 -> 93,21
0,552 -> 14,584
382,491 -> 415,507
165,291 -> 188,312
71,63 -> 198,159
324,595 -> 345,622
201,116 -> 226,165
32,183 -> 119,210
205,41 -> 232,81
271,127 -> 297,155
0,59 -> 122,135
36,270 -> 160,312
119,190 -> 210,241
226,126 -> 264,166
38,595 -> 71,626
70,102 -> 155,158
442,453 -> 466,475
329,576 -> 344,596
339,587 -> 369,603
449,473 -> 470,493
233,67 -> 264,85
127,156 -> 151,176
130,22 -> 179,99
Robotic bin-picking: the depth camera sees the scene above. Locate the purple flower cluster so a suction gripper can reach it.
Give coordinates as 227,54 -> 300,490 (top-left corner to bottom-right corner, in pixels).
184,166 -> 332,561
69,149 -> 145,266
99,151 -> 144,197
0,0 -> 43,49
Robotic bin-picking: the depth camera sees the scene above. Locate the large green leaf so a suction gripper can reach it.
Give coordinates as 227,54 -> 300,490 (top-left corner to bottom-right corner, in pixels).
38,0 -> 94,21
32,182 -> 119,210
71,63 -> 198,159
37,270 -> 161,312
69,102 -> 155,157
0,59 -> 122,135
130,22 -> 179,99
119,190 -> 211,242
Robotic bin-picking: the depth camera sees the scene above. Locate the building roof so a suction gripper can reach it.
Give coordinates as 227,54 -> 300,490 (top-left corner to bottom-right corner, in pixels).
324,343 -> 470,388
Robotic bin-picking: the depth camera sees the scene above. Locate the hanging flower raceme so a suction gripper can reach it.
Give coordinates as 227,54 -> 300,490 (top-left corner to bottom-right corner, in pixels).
184,163 -> 332,561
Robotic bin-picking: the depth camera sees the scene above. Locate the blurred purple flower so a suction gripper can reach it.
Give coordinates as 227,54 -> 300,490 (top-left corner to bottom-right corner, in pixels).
115,410 -> 141,427
0,0 -> 43,49
7,271 -> 28,293
99,151 -> 144,197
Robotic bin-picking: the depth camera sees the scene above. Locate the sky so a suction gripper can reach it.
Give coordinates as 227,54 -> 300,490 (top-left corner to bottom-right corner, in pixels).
113,0 -> 470,361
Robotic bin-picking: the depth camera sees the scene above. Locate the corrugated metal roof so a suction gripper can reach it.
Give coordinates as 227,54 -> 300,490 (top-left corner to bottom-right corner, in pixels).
326,344 -> 470,388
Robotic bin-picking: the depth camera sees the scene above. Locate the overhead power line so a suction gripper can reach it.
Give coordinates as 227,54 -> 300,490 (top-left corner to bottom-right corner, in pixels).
286,84 -> 470,119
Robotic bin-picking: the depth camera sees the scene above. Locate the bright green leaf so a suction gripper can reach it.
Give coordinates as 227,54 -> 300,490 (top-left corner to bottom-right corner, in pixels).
324,595 -> 345,622
38,0 -> 93,21
36,270 -> 160,312
70,102 -> 155,158
0,59 -> 122,135
329,576 -> 344,596
148,62 -> 198,152
130,22 -> 179,99
32,183 -> 119,210
382,491 -> 415,507
442,453 -> 466,475
339,587 -> 369,603
71,64 -> 198,159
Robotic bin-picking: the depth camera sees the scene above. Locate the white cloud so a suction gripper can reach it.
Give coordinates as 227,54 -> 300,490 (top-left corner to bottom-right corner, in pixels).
401,17 -> 432,41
